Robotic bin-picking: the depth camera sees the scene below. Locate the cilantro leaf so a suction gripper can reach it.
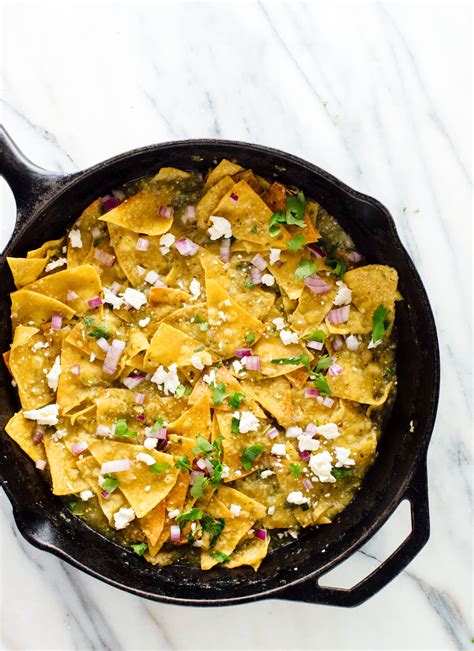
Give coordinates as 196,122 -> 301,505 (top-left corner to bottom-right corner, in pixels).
241,444 -> 264,471
294,258 -> 317,280
315,354 -> 332,372
130,542 -> 148,556
312,372 -> 332,396
301,328 -> 325,343
244,331 -> 256,344
190,473 -> 208,498
269,211 -> 286,237
150,462 -> 171,474
271,355 -> 311,372
177,508 -> 203,523
67,496 -> 79,512
101,474 -> 119,493
331,467 -> 353,479
85,319 -> 112,340
244,279 -> 255,289
289,463 -> 303,478
231,416 -> 240,435
150,417 -> 164,433
228,392 -> 245,409
372,304 -> 390,343
285,192 -> 306,227
209,459 -> 226,484
210,550 -> 230,563
201,515 -> 225,547
114,419 -> 137,440
287,232 -> 306,252
193,436 -> 213,455
210,381 -> 228,406
175,455 -> 192,471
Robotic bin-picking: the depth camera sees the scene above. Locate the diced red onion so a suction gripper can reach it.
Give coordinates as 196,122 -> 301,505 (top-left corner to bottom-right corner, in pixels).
347,250 -> 363,263
67,290 -> 79,301
251,254 -> 267,271
36,459 -> 47,470
267,427 -> 279,440
123,374 -> 145,390
100,459 -> 130,473
100,489 -> 110,499
327,306 -> 350,325
250,267 -> 262,285
135,414 -> 145,422
148,427 -> 167,441
153,278 -> 166,288
307,244 -> 327,258
332,335 -> 343,351
322,396 -> 334,408
91,227 -> 101,239
300,450 -> 310,461
305,388 -> 320,398
305,423 -> 318,435
112,189 -> 126,202
158,205 -> 174,218
307,340 -> 323,351
230,193 -> 239,202
94,249 -> 115,267
170,525 -> 181,543
328,362 -> 343,377
96,424 -> 112,437
345,335 -> 359,352
32,429 -> 44,444
189,470 -> 205,486
304,274 -> 332,294
51,312 -> 63,330
71,364 -> 81,376
219,238 -> 231,262
136,237 -> 150,252
197,457 -> 214,473
182,205 -> 196,224
235,348 -> 252,358
71,441 -> 88,455
87,296 -> 103,309
243,355 -> 261,371
96,337 -> 110,353
302,478 -> 313,491
135,392 -> 146,405
102,339 -> 126,375
175,238 -> 199,256
254,529 -> 266,541
102,196 -> 120,212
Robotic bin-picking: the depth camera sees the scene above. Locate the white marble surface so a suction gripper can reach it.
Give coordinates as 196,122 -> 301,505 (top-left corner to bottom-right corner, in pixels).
0,1 -> 472,649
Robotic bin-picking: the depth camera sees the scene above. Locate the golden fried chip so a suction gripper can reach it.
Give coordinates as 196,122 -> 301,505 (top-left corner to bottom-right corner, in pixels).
168,394 -> 211,440
241,376 -> 295,428
7,257 -> 47,288
290,285 -> 338,334
99,191 -> 174,236
26,238 -> 63,259
326,350 -> 393,405
251,334 -> 312,377
223,536 -> 269,570
203,159 -> 243,191
4,411 -> 46,463
10,290 -> 76,330
196,175 -> 236,229
43,435 -> 89,495
145,322 -> 213,369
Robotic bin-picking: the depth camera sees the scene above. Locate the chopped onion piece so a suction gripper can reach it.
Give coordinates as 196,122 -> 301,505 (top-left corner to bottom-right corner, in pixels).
347,250 -> 363,263
67,290 -> 79,301
175,238 -> 199,256
243,355 -> 261,371
102,196 -> 120,212
300,450 -> 310,461
302,478 -> 313,491
328,362 -> 343,377
182,205 -> 196,223
307,244 -> 327,258
305,388 -> 320,398
219,238 -> 231,262
51,312 -> 63,331
234,348 -> 252,358
135,392 -> 146,405
87,296 -> 103,309
158,205 -> 174,219
91,227 -> 101,239
100,459 -> 130,473
267,427 -> 279,440
332,335 -> 344,351
32,429 -> 44,444
36,459 -> 47,470
307,340 -> 323,351
305,423 -> 318,435
102,339 -> 126,375
322,397 -> 334,408
96,337 -> 110,353
250,267 -> 262,285
170,525 -> 181,543
304,274 -> 332,294
254,529 -> 266,541
100,489 -> 110,499
70,364 -> 81,376
230,193 -> 239,202
251,254 -> 267,271
93,249 -> 115,266
112,189 -> 126,202
327,306 -> 350,325
123,375 -> 145,389
71,441 -> 88,455
96,424 -> 112,437
136,237 -> 150,252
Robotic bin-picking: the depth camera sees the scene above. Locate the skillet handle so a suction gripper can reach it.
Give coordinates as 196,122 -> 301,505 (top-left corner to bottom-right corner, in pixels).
0,125 -> 72,226
276,460 -> 430,607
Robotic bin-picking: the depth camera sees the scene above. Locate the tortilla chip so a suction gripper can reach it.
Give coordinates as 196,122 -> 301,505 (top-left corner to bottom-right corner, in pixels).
24,265 -> 102,316
196,175 -> 236,229
223,536 -> 270,570
148,286 -> 192,306
168,393 -> 211,440
7,257 -> 47,288
286,366 -> 309,389
26,238 -> 64,259
139,500 -> 166,547
203,159 -> 243,191
326,350 -> 393,405
10,290 -> 76,330
76,454 -> 128,524
290,284 -> 338,334
153,167 -> 191,181
4,411 -> 46,463
212,181 -> 290,248
67,198 -> 103,267
99,191 -> 174,236
57,342 -> 109,413
269,253 -> 327,301
145,322 -> 213,369
262,181 -> 287,212
206,279 -> 265,358
251,334 -> 312,377
241,376 -> 295,428
43,435 -> 89,495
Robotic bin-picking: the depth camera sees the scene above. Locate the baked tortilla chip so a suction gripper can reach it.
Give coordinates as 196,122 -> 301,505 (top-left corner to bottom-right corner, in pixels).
153,167 -> 191,181
99,191 -> 174,236
251,334 -> 312,377
139,500 -> 166,547
67,198 -> 103,268
76,454 -> 128,524
4,411 -> 46,463
241,376 -> 295,428
326,350 -> 393,405
7,257 -> 47,288
26,238 -> 63,259
88,440 -> 178,518
168,394 -> 211,440
24,265 -> 102,316
196,175 -> 236,229
145,322 -> 213,369
10,290 -> 76,330
203,159 -> 243,191
148,286 -> 192,306
290,284 -> 338,334
223,536 -> 270,570
43,435 -> 89,495
57,342 -> 109,414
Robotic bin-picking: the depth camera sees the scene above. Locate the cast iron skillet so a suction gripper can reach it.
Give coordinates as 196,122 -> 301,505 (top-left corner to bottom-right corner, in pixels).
0,126 -> 439,607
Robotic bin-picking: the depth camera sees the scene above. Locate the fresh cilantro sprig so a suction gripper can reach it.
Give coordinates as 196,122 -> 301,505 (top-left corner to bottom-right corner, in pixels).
331,467 -> 353,479
269,192 -> 306,236
190,473 -> 208,498
202,515 -> 225,547
372,304 -> 391,343
210,381 -> 228,406
289,463 -> 303,478
130,542 -> 148,556
149,462 -> 171,474
84,317 -> 111,340
101,474 -> 119,493
175,455 -> 193,471
177,508 -> 203,523
210,550 -> 230,563
244,331 -> 256,344
241,444 -> 264,471
294,258 -> 317,280
227,392 -> 245,409
301,328 -> 325,343
287,232 -> 306,252
114,419 -> 137,440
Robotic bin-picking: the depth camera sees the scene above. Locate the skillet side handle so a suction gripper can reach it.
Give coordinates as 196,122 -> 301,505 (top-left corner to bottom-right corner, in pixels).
276,460 -> 430,607
0,125 -> 70,226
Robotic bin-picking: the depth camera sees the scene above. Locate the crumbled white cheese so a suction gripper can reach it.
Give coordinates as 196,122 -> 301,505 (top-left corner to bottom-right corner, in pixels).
333,281 -> 352,306
230,504 -> 241,517
298,434 -> 320,452
261,273 -> 275,287
44,258 -> 66,273
271,443 -> 287,456
286,426 -> 303,438
52,428 -> 67,442
136,452 -> 156,466
159,232 -> 176,254
122,287 -> 147,310
80,490 -> 93,501
334,446 -> 355,468
267,505 -> 276,515
208,216 -> 232,240
151,363 -> 180,395
68,229 -> 83,248
223,299 -> 232,306
237,411 -> 259,434
23,403 -> 59,426
191,354 -> 204,370
145,270 -> 159,285
189,278 -> 201,301
113,507 -> 135,530
203,369 -> 216,385
32,341 -> 49,352
46,355 -> 61,391
103,287 -> 125,309
144,437 -> 158,450
272,317 -> 285,331
144,485 -> 151,492
232,360 -> 244,374
269,248 -> 281,265
287,491 -> 309,505
89,352 -> 96,362
168,508 -> 180,519
260,469 -> 275,479
315,423 -> 340,440
139,317 -> 151,329
280,329 -> 299,345
309,451 -> 336,483
136,265 -> 146,276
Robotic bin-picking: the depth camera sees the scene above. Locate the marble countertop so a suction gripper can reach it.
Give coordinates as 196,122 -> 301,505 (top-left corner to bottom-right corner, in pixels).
0,1 -> 472,649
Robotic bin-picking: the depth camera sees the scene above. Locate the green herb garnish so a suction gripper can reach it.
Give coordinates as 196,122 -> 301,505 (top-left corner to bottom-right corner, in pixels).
149,462 -> 171,474
114,418 -> 137,440
231,417 -> 240,435
193,436 -> 213,455
228,392 -> 245,409
244,331 -> 256,344
249,225 -> 258,234
315,354 -> 332,372
269,192 -> 306,236
289,463 -> 303,478
177,508 -> 203,523
194,315 -> 209,331
210,550 -> 230,563
175,455 -> 192,472
287,232 -> 306,252
190,473 -> 208,498
67,497 -> 79,512
372,304 -> 390,343
101,474 -> 119,493
241,444 -> 265,471
294,258 -> 317,280
84,317 -> 111,340
244,279 -> 255,289
201,515 -> 225,547
301,328 -> 325,343
331,467 -> 354,479
312,372 -> 332,396
271,354 -> 311,370
130,542 -> 148,556
210,381 -> 228,406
